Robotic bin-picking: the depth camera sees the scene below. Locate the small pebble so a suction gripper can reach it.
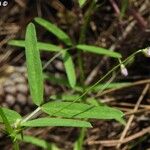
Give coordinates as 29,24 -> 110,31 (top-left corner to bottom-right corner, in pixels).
6,95 -> 15,106
4,86 -> 16,94
16,84 -> 28,94
3,79 -> 14,87
16,93 -> 27,105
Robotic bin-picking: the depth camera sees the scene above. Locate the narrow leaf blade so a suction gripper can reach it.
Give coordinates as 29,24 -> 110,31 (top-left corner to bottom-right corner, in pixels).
62,51 -> 76,88
21,117 -> 92,128
34,17 -> 72,46
92,82 -> 131,92
76,45 -> 122,58
42,102 -> 125,124
25,23 -> 43,106
8,40 -> 64,52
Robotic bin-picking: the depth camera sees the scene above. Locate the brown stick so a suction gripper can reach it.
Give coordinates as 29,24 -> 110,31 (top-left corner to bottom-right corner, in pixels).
87,126 -> 150,147
116,84 -> 150,148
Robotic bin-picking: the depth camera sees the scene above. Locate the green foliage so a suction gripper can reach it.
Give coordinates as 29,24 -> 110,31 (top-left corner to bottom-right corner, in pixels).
8,36 -> 122,89
0,107 -> 21,124
25,23 -> 44,106
0,107 -> 20,150
4,0 -> 150,147
62,51 -> 76,88
7,21 -> 126,128
7,14 -> 137,149
42,102 -> 125,124
92,82 -> 131,92
86,98 -> 103,106
21,117 -> 92,128
73,128 -> 86,150
34,17 -> 72,46
9,40 -> 64,52
76,44 -> 122,58
0,107 -> 14,134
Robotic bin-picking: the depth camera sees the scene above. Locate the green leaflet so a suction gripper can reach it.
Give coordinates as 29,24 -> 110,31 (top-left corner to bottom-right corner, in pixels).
42,102 -> 125,124
34,17 -> 72,46
21,117 -> 92,128
0,107 -> 21,124
76,44 -> 122,58
62,51 -> 76,88
8,40 -> 64,52
25,23 -> 44,106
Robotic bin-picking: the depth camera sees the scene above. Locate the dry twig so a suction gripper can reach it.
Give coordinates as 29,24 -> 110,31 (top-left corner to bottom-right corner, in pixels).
116,84 -> 149,148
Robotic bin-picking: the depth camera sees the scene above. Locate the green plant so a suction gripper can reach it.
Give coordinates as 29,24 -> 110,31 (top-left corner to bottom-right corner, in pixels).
5,16 -> 150,149
2,1 -> 149,148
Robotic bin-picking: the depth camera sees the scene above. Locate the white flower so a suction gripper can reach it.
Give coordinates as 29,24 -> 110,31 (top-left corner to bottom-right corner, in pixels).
120,64 -> 128,76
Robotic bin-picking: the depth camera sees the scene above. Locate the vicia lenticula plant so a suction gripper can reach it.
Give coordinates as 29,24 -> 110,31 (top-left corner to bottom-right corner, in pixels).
1,21 -> 123,150
1,17 -> 148,149
1,1 -> 149,149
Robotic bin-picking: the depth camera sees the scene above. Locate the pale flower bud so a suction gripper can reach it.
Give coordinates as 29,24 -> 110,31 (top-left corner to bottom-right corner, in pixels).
143,47 -> 150,57
120,64 -> 128,76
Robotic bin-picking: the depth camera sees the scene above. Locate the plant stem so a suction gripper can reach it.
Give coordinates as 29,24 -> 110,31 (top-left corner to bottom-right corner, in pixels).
78,128 -> 86,150
21,107 -> 41,123
13,140 -> 19,150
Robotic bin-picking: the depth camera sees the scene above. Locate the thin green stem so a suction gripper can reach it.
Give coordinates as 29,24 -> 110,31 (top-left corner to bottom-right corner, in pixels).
21,107 -> 41,123
75,128 -> 86,150
43,48 -> 70,70
13,140 -> 19,150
